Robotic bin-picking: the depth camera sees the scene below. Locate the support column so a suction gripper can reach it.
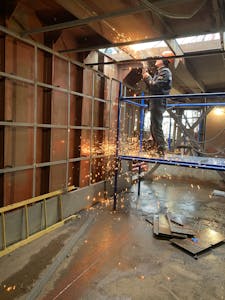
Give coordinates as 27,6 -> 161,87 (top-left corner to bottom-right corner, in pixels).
73,53 -> 83,187
0,21 -> 5,206
40,35 -> 53,194
176,109 -> 183,146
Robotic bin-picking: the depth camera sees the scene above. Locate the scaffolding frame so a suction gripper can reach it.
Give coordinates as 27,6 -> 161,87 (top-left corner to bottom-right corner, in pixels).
113,84 -> 225,209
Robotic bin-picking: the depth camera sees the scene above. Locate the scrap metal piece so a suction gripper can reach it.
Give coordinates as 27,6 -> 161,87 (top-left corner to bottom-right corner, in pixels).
171,228 -> 225,256
158,214 -> 187,238
212,189 -> 225,197
153,215 -> 159,235
167,212 -> 184,226
197,228 -> 225,245
166,213 -> 195,236
145,217 -> 153,225
153,214 -> 187,238
158,214 -> 172,237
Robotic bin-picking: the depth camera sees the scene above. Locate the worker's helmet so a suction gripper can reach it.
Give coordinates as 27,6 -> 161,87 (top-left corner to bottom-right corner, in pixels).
161,50 -> 174,64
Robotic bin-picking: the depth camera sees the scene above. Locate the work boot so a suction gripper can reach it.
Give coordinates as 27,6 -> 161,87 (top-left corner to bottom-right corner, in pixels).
143,139 -> 155,152
157,146 -> 165,157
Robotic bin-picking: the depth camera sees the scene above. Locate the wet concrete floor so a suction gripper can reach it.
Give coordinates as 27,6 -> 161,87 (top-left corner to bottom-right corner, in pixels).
1,174 -> 225,299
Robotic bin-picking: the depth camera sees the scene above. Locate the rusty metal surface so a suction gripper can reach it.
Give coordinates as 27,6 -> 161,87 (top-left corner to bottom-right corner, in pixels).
171,228 -> 225,255
158,214 -> 172,236
167,213 -> 195,236
197,228 -> 225,245
167,212 -> 184,226
153,215 -> 159,235
153,214 -> 187,238
171,238 -> 209,255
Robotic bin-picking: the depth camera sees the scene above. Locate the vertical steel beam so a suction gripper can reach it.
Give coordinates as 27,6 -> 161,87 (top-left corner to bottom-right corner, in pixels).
0,28 -> 5,206
168,115 -> 172,151
58,195 -> 63,221
104,77 -> 113,199
43,198 -> 47,228
138,92 -> 145,197
41,36 -> 53,194
1,212 -> 6,249
73,58 -> 83,187
113,82 -> 122,210
33,45 -> 37,197
66,61 -> 70,190
89,71 -> 95,185
24,205 -> 29,238
139,92 -> 145,151
97,53 -> 105,181
137,165 -> 141,196
98,53 -> 105,127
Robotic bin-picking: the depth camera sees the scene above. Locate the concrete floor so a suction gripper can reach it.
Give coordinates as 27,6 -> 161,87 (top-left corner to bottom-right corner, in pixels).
0,170 -> 225,300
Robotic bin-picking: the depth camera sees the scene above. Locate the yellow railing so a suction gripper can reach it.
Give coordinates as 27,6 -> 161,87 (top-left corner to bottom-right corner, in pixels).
0,186 -> 76,257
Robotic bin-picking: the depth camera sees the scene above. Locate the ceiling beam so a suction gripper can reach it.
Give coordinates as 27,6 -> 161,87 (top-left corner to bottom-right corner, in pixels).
212,0 -> 225,64
154,0 -> 193,7
21,5 -> 151,36
140,0 -> 207,20
60,37 -> 166,54
166,39 -> 183,55
185,62 -> 206,92
140,0 -> 173,35
166,38 -> 206,92
60,27 -> 225,54
84,48 -> 225,65
220,32 -> 225,50
212,0 -> 225,50
220,28 -> 225,55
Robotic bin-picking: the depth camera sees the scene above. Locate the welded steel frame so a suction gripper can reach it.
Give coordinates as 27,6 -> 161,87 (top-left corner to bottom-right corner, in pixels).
113,88 -> 225,209
0,25 -> 120,202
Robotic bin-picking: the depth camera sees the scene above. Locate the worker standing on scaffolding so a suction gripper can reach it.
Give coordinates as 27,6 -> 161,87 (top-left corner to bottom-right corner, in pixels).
143,51 -> 174,156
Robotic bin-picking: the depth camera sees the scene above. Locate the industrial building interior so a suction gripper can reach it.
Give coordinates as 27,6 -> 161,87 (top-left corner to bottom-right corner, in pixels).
1,0 -> 225,299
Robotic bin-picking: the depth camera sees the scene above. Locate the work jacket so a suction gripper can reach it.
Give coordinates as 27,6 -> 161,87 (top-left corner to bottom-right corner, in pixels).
144,66 -> 172,107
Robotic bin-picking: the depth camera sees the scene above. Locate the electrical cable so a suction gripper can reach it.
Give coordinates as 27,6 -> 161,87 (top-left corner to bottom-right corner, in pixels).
190,147 -> 225,156
166,108 -> 225,156
194,128 -> 225,144
141,0 -> 208,19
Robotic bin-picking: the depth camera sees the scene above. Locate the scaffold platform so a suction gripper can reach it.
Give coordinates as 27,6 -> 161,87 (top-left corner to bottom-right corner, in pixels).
113,87 -> 225,209
119,153 -> 225,171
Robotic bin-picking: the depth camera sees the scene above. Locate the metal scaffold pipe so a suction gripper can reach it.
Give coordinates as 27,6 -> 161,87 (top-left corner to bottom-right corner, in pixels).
120,92 -> 225,101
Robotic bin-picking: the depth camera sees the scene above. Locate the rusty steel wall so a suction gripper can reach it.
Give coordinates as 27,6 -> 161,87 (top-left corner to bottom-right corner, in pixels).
0,25 -> 121,209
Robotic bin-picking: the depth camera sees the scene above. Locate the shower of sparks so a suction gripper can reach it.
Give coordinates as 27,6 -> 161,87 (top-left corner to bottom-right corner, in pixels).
2,285 -> 16,292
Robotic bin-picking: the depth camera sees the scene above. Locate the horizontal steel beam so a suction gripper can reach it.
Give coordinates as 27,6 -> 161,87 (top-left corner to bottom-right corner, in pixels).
0,122 -> 110,130
21,6 -> 151,36
167,102 -> 225,107
85,48 -> 225,66
0,25 -> 114,81
60,27 -> 225,54
122,100 -> 147,108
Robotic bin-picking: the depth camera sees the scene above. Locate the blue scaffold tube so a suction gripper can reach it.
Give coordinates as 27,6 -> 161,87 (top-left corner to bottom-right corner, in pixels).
123,99 -> 148,108
120,91 -> 225,101
113,82 -> 123,210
